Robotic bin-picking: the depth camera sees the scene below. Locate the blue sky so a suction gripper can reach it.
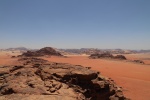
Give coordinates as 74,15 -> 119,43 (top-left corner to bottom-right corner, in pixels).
0,0 -> 150,49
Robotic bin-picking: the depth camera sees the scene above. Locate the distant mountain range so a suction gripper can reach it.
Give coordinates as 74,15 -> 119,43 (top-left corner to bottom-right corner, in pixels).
1,47 -> 38,52
59,48 -> 136,55
1,47 -> 150,54
136,50 -> 150,53
59,48 -> 150,55
6,47 -> 30,51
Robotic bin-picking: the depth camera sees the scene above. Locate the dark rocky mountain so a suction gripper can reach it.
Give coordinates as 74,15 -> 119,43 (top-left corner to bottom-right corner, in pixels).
21,47 -> 62,57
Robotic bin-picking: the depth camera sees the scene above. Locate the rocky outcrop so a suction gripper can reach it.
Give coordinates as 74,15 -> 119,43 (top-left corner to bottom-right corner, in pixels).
89,53 -> 114,59
89,53 -> 147,65
113,55 -> 127,60
20,47 -> 62,57
133,60 -> 144,64
36,47 -> 62,56
0,57 -> 129,100
18,57 -> 48,65
89,53 -> 126,60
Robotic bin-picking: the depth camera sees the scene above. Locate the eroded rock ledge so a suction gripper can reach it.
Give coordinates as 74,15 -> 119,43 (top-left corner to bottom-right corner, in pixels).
0,57 -> 129,100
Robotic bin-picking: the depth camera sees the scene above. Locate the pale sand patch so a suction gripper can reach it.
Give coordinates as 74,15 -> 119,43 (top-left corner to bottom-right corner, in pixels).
0,51 -> 21,66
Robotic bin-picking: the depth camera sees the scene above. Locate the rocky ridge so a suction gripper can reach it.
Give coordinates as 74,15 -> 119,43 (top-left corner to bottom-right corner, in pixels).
89,53 -> 145,64
0,57 -> 129,100
89,53 -> 127,60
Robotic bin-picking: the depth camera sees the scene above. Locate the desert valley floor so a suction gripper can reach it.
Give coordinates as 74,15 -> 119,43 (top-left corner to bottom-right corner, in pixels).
0,51 -> 150,100
43,55 -> 150,100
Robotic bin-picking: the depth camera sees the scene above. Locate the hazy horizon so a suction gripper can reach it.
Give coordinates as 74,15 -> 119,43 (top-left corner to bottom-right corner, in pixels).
1,46 -> 150,51
0,0 -> 150,49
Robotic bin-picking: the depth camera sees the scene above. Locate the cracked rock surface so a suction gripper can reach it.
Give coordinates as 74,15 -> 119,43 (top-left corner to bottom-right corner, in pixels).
0,57 -> 129,100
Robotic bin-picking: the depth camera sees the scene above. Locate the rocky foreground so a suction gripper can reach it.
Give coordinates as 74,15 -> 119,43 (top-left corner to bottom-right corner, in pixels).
0,57 -> 129,100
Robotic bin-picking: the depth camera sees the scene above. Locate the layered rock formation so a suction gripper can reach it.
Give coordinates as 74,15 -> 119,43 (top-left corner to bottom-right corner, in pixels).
89,53 -> 126,60
113,55 -> 127,60
20,47 -> 62,57
0,57 -> 129,100
89,53 -> 146,65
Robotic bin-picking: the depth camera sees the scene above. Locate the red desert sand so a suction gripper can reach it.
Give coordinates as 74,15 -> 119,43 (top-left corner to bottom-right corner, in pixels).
43,55 -> 150,100
0,52 -> 150,100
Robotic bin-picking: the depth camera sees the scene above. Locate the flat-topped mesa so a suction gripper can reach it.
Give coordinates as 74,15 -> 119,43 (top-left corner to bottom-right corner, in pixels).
20,47 -> 62,57
89,53 -> 113,59
89,53 -> 127,60
0,57 -> 129,100
113,55 -> 127,60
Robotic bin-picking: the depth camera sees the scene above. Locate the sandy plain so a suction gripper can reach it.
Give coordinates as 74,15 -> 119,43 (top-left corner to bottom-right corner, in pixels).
0,51 -> 150,100
43,54 -> 150,100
